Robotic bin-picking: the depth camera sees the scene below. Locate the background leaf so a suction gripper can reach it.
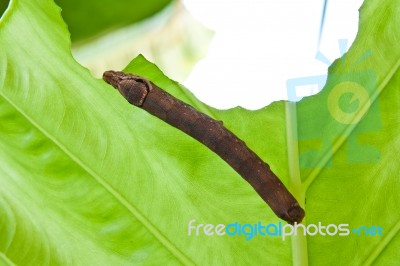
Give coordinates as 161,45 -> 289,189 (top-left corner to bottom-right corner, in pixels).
0,0 -> 173,43
0,0 -> 399,265
56,0 -> 172,42
0,1 -> 8,18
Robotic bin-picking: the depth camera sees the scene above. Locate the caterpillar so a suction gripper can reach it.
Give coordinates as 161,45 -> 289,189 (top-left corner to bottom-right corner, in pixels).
103,70 -> 305,224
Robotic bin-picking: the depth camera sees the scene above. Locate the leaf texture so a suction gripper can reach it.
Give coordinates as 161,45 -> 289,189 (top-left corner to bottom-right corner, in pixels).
0,0 -> 399,265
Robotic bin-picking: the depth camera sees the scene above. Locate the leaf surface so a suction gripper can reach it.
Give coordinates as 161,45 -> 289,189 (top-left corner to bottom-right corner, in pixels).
0,0 -> 399,265
57,0 -> 172,42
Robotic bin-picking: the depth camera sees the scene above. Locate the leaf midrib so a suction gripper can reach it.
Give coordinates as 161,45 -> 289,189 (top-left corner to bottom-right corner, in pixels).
0,91 -> 194,266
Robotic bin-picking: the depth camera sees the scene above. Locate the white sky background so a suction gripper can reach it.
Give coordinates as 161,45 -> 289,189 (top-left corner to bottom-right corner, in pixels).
182,0 -> 364,109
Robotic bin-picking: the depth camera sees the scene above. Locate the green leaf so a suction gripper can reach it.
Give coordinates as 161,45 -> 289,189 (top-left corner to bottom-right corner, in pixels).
0,1 -> 8,18
55,0 -> 172,42
0,0 -> 399,266
294,1 -> 400,264
0,0 -> 173,43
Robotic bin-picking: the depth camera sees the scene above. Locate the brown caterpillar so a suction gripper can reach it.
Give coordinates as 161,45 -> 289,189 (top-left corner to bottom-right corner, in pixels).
103,70 -> 305,224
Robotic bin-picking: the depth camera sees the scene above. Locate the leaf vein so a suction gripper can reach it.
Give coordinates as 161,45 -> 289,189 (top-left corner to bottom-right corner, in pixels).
363,219 -> 400,265
303,58 -> 400,190
0,89 -> 194,266
0,252 -> 16,266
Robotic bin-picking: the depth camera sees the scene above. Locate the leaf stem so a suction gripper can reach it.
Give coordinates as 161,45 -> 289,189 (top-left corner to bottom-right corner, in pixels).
285,102 -> 308,266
